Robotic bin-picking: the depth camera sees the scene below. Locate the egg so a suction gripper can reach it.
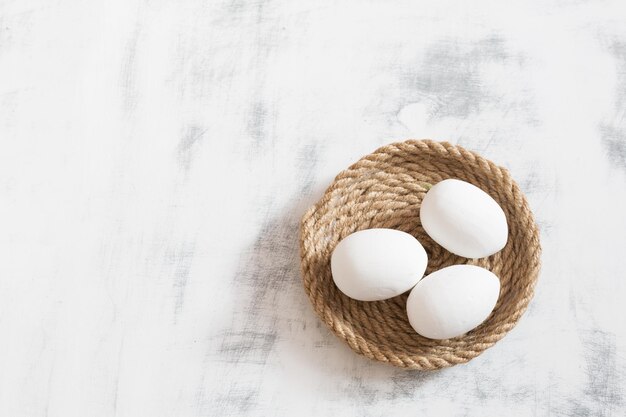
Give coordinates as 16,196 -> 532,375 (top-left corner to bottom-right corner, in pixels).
331,228 -> 428,301
406,264 -> 500,339
420,178 -> 508,259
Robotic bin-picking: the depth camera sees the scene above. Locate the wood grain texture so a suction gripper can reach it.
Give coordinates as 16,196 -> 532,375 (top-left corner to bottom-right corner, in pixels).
0,1 -> 625,416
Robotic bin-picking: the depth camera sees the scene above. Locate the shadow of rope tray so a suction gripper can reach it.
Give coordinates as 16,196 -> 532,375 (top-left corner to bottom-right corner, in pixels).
299,139 -> 541,370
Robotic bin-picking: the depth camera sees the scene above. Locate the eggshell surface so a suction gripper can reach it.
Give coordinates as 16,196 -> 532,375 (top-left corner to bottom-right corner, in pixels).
406,264 -> 500,339
420,179 -> 508,258
331,228 -> 428,301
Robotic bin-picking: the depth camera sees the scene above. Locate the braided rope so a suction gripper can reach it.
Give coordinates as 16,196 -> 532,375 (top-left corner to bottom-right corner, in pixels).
299,139 -> 541,370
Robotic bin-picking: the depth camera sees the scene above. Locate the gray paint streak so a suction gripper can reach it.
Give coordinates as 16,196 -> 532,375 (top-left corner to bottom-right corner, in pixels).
400,37 -> 511,120
600,124 -> 626,172
120,24 -> 141,114
218,330 -> 278,364
247,100 -> 269,145
208,212 -> 300,411
602,42 -> 626,173
178,125 -> 205,172
568,330 -> 624,416
208,141 -> 320,410
170,240 -> 196,316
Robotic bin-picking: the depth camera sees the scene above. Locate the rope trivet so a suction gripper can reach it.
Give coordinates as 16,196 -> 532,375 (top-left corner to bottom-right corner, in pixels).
299,139 -> 541,370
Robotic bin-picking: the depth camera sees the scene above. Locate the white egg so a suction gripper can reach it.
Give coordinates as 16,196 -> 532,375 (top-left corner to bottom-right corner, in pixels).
406,264 -> 500,339
331,228 -> 428,301
420,178 -> 508,259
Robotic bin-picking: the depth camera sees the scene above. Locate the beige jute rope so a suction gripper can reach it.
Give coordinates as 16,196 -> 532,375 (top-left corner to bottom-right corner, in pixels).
299,139 -> 541,370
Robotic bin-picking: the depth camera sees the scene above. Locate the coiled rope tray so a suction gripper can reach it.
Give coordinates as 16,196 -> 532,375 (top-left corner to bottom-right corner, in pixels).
299,140 -> 541,370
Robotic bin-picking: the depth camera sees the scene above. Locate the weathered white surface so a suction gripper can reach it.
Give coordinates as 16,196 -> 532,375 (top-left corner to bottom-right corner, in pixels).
1,1 -> 625,416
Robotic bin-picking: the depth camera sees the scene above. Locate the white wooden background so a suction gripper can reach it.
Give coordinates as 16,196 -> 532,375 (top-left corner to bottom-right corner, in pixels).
1,1 -> 626,416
